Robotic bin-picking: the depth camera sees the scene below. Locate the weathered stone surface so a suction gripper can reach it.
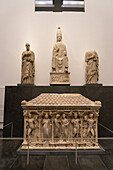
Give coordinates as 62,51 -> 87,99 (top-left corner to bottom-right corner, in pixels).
85,51 -> 99,84
50,73 -> 70,85
21,43 -> 35,84
50,27 -> 70,85
21,93 -> 101,150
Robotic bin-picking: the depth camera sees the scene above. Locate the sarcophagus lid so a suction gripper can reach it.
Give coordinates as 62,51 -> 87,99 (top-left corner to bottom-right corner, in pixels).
21,93 -> 101,110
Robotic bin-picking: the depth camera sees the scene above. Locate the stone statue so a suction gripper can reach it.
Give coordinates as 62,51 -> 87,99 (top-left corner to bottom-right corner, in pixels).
21,43 -> 35,84
32,115 -> 39,140
87,114 -> 95,138
42,113 -> 51,139
52,27 -> 68,73
26,113 -> 36,138
85,51 -> 99,84
54,114 -> 61,138
71,113 -> 80,138
50,27 -> 70,85
61,114 -> 69,140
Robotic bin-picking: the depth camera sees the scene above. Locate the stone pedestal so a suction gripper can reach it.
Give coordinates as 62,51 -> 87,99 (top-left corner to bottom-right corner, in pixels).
84,84 -> 102,87
17,84 -> 35,86
50,73 -> 70,85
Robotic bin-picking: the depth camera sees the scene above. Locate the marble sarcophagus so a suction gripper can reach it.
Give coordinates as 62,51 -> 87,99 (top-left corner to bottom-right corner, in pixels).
21,93 -> 101,149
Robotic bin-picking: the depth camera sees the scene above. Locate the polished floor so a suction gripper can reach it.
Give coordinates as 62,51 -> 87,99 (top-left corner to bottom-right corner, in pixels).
0,130 -> 113,170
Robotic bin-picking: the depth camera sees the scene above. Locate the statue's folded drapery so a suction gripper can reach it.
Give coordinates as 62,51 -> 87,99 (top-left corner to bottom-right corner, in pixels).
21,43 -> 35,84
85,51 -> 99,84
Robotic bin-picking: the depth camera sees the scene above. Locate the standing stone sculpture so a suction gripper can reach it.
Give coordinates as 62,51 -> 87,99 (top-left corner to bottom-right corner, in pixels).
71,112 -> 80,138
26,113 -> 39,141
26,113 -> 34,138
87,113 -> 95,138
54,114 -> 61,139
32,115 -> 39,140
50,27 -> 70,85
61,114 -> 69,140
21,43 -> 35,84
82,115 -> 88,141
42,113 -> 51,139
85,51 -> 99,84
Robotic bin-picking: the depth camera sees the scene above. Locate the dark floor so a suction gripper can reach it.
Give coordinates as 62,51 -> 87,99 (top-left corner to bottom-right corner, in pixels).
0,130 -> 113,170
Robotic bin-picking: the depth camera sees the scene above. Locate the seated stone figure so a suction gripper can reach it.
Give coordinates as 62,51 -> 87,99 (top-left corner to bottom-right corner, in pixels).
52,27 -> 68,73
50,27 -> 70,85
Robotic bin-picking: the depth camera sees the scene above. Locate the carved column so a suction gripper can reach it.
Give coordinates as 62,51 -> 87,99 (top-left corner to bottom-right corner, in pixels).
95,111 -> 99,144
79,111 -> 83,142
39,111 -> 43,142
50,111 -> 54,142
23,110 -> 28,145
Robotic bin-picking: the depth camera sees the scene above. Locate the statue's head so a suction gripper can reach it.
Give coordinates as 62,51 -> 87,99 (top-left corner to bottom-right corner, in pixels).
62,114 -> 65,118
74,112 -> 78,118
28,112 -> 32,118
84,115 -> 87,120
89,113 -> 93,118
25,43 -> 30,51
56,114 -> 60,118
57,27 -> 62,42
45,113 -> 48,119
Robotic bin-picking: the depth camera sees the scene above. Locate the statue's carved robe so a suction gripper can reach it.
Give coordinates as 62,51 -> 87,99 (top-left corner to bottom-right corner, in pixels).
52,42 -> 68,73
42,118 -> 51,138
21,50 -> 35,84
55,118 -> 61,138
85,52 -> 99,84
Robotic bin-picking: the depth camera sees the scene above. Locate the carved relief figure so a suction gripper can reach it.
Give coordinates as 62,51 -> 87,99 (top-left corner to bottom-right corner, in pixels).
26,113 -> 39,139
21,43 -> 35,84
52,27 -> 68,73
82,115 -> 88,140
42,113 -> 51,139
32,115 -> 39,140
87,114 -> 95,138
61,114 -> 69,140
54,114 -> 61,138
85,51 -> 99,84
71,113 -> 80,138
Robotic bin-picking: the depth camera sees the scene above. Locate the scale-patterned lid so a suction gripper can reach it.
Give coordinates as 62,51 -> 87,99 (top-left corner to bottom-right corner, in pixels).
21,93 -> 101,110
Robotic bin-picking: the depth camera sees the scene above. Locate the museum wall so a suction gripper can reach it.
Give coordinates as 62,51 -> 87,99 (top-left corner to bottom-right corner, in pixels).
0,0 -> 113,128
0,88 -> 4,129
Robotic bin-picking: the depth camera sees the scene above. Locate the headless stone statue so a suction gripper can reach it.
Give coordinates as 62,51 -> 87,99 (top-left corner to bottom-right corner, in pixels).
85,51 -> 99,84
21,43 -> 35,84
50,27 -> 70,85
